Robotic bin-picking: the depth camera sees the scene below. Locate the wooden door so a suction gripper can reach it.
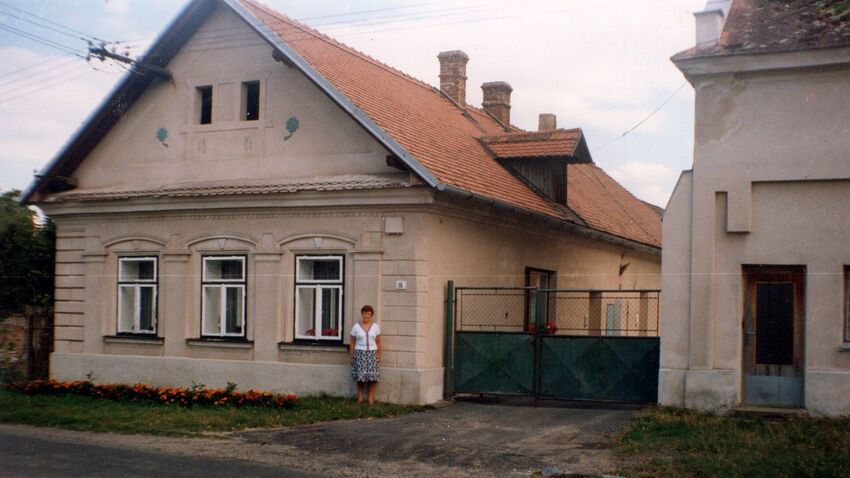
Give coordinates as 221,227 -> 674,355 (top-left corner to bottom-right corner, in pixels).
742,266 -> 805,407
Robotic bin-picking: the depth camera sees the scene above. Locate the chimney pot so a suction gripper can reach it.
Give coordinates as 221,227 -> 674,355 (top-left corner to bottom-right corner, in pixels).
538,113 -> 557,131
438,50 -> 469,105
481,81 -> 513,126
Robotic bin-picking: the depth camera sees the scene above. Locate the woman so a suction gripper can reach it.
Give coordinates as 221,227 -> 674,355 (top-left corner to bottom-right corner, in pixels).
349,305 -> 382,404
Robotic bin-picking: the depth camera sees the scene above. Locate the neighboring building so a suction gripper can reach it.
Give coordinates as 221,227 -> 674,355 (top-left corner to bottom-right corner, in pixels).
23,0 -> 660,404
661,0 -> 850,415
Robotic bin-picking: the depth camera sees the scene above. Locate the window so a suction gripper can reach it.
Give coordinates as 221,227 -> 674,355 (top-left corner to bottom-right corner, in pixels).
202,256 -> 246,338
117,257 -> 157,334
242,81 -> 260,121
525,268 -> 555,331
295,255 -> 343,341
845,266 -> 850,343
197,85 -> 212,124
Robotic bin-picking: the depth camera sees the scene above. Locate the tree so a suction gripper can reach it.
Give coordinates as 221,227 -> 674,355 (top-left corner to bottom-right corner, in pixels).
0,190 -> 55,315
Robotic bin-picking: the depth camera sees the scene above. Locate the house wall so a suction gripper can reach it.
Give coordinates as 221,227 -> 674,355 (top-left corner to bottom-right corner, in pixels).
422,199 -> 661,371
661,56 -> 850,415
46,192 -> 453,404
70,4 -> 398,192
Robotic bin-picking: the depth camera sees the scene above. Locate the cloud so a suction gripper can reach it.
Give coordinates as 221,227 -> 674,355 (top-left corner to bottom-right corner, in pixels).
608,161 -> 681,207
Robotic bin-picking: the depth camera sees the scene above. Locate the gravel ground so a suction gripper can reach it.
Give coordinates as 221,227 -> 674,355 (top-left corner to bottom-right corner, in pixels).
1,399 -> 635,477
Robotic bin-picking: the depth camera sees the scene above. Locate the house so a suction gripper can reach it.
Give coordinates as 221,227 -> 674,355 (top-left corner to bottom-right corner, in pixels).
661,0 -> 850,415
23,0 -> 661,404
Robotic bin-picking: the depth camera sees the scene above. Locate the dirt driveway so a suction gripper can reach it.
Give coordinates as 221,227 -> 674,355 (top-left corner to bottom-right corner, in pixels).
2,399 -> 636,477
237,398 -> 635,476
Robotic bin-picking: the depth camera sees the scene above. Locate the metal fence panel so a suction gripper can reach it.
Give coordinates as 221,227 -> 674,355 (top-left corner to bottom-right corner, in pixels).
454,332 -> 534,395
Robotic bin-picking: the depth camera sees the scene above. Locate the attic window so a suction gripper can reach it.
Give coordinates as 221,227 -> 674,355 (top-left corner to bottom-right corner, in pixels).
197,85 -> 212,125
242,81 -> 260,121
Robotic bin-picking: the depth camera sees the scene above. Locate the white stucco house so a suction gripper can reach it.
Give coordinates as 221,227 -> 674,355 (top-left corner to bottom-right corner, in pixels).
660,0 -> 850,416
23,0 -> 661,403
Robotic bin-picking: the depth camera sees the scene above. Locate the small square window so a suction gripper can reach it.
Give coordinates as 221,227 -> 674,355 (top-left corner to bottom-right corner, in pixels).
242,81 -> 260,121
197,85 -> 212,124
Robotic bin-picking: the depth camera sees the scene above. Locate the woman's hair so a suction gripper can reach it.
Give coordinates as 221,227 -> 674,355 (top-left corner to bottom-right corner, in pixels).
360,305 -> 374,314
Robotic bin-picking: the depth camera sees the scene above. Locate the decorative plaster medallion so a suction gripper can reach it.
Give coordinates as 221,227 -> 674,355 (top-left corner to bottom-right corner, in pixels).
284,116 -> 299,141
217,238 -> 227,250
313,237 -> 323,248
156,127 -> 168,148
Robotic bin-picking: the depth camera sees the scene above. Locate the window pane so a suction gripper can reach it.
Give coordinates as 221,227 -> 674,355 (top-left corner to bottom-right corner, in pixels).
319,288 -> 341,337
755,283 -> 794,365
118,285 -> 135,332
198,86 -> 212,125
203,286 -> 221,335
120,259 -> 155,281
296,287 -> 316,336
243,81 -> 259,121
224,286 -> 243,334
297,258 -> 341,282
205,258 -> 244,281
138,286 -> 155,332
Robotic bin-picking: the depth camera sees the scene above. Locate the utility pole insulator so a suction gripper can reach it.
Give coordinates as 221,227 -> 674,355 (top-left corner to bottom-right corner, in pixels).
88,46 -> 172,81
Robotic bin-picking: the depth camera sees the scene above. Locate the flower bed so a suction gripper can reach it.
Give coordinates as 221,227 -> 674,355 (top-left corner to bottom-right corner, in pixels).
8,379 -> 297,409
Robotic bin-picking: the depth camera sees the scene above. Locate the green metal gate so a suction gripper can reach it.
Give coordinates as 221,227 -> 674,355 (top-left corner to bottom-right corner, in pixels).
444,282 -> 660,403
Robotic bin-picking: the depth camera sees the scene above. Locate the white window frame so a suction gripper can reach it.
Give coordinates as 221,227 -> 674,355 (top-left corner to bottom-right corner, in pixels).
295,255 -> 344,341
201,256 -> 247,338
117,257 -> 158,335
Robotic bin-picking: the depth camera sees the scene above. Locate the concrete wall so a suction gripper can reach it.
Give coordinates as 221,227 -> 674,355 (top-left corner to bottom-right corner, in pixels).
662,51 -> 850,415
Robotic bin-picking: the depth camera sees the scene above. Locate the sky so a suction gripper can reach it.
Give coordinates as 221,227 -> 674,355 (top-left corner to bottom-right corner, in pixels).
0,0 -> 707,208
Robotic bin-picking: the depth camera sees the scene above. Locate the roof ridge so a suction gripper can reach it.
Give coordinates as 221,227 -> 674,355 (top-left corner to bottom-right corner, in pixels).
579,164 -> 660,243
242,0 -> 444,97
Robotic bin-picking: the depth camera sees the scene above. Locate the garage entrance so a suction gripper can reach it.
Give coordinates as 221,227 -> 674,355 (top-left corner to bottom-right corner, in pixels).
444,283 -> 660,403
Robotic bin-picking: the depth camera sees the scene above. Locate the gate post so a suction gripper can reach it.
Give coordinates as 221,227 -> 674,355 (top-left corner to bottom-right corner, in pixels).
532,289 -> 544,397
443,281 -> 455,399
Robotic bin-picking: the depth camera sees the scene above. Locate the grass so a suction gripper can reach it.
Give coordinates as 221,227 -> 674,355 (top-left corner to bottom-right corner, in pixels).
0,389 -> 430,437
618,407 -> 850,478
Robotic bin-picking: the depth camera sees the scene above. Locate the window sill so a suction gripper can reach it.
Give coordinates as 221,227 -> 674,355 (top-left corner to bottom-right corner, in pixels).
103,335 -> 163,345
187,338 -> 254,349
278,342 -> 348,353
839,343 -> 850,352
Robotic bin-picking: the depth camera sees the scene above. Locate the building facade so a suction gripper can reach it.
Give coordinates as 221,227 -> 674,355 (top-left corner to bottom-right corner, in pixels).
26,0 -> 661,404
661,0 -> 850,416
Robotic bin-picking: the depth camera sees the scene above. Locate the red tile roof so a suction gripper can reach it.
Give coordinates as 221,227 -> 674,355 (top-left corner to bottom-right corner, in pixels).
481,129 -> 583,159
240,0 -> 660,249
674,0 -> 850,61
567,164 -> 661,247
241,0 -> 562,220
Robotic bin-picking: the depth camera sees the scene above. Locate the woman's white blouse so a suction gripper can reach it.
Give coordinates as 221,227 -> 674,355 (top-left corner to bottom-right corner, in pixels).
350,322 -> 381,351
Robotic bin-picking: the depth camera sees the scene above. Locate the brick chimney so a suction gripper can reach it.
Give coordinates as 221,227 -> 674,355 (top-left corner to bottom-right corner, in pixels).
481,81 -> 512,125
538,113 -> 557,131
438,50 -> 469,105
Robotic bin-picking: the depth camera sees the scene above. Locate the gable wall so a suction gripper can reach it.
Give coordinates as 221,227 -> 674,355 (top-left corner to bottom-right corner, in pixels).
661,56 -> 850,415
71,4 -> 397,191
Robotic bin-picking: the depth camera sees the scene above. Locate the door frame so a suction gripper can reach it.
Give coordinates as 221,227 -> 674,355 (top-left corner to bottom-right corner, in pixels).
741,264 -> 806,407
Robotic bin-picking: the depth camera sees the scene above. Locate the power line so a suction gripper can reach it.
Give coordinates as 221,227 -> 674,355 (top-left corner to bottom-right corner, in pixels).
0,7 -> 91,42
0,67 -> 94,104
592,81 -> 689,153
0,61 -> 89,97
0,54 -> 72,81
0,23 -> 86,57
0,0 -> 105,43
0,56 -> 77,88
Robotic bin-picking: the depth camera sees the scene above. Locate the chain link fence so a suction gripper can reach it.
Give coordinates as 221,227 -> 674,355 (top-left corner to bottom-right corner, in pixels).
455,287 -> 659,336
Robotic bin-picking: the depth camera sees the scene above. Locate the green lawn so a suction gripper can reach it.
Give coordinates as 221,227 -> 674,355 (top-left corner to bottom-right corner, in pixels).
0,389 -> 429,437
619,407 -> 850,478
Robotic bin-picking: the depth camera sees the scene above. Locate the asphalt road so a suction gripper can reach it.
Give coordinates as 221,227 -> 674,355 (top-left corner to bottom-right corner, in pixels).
0,430 -> 326,478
